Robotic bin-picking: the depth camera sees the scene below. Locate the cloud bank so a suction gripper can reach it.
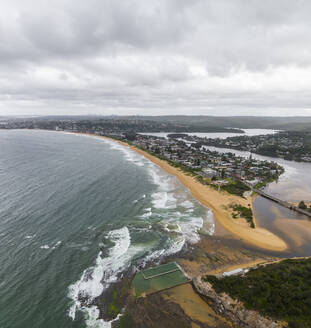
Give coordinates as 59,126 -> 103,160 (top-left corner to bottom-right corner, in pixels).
0,0 -> 311,115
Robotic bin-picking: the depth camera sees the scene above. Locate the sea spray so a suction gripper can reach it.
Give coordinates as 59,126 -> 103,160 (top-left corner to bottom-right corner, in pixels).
68,136 -> 215,327
68,227 -> 131,322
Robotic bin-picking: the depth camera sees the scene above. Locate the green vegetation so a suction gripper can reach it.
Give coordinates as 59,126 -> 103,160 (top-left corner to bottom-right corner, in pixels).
229,203 -> 254,228
116,115 -> 311,131
298,201 -> 311,213
298,201 -> 307,210
143,148 -> 200,177
107,289 -> 121,317
119,312 -> 135,328
204,259 -> 311,328
204,130 -> 311,163
231,212 -> 238,219
130,144 -> 274,201
254,176 -> 277,190
145,147 -> 254,198
98,280 -> 131,321
221,179 -> 250,197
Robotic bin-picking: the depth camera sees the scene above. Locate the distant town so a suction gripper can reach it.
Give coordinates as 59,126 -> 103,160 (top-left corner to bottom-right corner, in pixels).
0,117 -> 243,134
1,117 -> 311,162
126,134 -> 284,195
197,131 -> 311,162
0,117 -> 286,196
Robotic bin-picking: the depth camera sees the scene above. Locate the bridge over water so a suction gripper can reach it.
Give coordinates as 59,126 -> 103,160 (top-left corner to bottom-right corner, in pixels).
251,186 -> 311,218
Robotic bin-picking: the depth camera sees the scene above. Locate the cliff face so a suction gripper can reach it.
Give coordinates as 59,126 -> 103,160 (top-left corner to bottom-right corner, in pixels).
192,276 -> 285,328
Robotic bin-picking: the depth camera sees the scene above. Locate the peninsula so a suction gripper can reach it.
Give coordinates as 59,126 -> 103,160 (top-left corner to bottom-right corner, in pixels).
98,134 -> 287,251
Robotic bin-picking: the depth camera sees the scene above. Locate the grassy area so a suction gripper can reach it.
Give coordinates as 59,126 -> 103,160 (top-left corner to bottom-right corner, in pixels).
229,203 -> 254,228
221,179 -> 250,197
204,258 -> 311,328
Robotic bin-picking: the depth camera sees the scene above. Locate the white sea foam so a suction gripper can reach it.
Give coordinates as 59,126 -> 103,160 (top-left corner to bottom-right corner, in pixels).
133,194 -> 147,204
104,137 -> 215,244
180,200 -> 194,209
148,166 -> 174,192
152,191 -> 167,209
178,217 -> 204,244
152,191 -> 177,209
40,241 -> 62,250
143,235 -> 186,265
148,166 -> 178,209
52,241 -> 62,249
25,234 -> 36,239
68,136 -> 216,327
141,208 -> 152,218
104,138 -> 180,211
83,306 -> 123,328
68,227 -> 133,327
104,141 -> 145,167
205,209 -> 215,235
166,235 -> 186,255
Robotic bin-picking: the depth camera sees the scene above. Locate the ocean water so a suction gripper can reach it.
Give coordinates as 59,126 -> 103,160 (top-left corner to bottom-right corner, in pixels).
0,130 -> 214,328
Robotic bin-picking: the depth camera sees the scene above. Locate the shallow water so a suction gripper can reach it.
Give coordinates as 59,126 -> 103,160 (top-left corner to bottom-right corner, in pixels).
139,129 -> 279,139
0,130 -> 214,328
203,145 -> 311,256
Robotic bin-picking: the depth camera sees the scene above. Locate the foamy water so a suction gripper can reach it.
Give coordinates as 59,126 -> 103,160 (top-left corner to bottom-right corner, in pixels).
68,137 -> 215,327
3,129 -> 309,328
68,227 -> 132,327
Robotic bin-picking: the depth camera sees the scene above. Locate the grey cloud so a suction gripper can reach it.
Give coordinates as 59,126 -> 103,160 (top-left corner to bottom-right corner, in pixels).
0,0 -> 310,115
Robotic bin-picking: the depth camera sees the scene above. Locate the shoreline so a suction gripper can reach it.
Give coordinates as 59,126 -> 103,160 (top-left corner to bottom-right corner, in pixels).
87,133 -> 287,252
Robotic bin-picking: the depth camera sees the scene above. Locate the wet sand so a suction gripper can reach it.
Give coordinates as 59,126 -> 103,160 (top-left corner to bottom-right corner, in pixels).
175,235 -> 278,277
99,136 -> 287,252
205,258 -> 275,276
274,218 -> 311,248
162,283 -> 232,328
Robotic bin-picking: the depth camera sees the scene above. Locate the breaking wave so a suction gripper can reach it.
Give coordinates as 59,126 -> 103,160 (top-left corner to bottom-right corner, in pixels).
68,227 -> 131,327
68,137 -> 215,327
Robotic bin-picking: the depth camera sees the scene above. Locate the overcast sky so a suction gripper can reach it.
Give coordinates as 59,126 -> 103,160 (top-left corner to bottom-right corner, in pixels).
0,0 -> 311,116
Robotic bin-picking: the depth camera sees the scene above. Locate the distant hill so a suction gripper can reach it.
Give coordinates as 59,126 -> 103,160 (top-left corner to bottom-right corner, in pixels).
110,115 -> 311,131
2,115 -> 311,132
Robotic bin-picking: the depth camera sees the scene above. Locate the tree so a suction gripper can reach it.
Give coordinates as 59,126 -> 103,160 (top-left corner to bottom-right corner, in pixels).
298,201 -> 307,210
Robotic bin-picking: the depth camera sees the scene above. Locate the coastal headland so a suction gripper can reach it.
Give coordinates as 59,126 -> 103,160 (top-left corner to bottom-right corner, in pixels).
88,133 -> 287,252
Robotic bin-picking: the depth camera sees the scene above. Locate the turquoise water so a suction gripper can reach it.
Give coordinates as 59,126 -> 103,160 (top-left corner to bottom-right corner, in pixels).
0,130 -> 214,328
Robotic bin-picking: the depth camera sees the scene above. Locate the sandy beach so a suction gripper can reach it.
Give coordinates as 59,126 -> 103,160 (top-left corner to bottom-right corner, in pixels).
86,134 -> 288,251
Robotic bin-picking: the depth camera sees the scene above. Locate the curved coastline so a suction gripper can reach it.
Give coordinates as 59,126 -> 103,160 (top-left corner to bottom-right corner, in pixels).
92,134 -> 287,252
